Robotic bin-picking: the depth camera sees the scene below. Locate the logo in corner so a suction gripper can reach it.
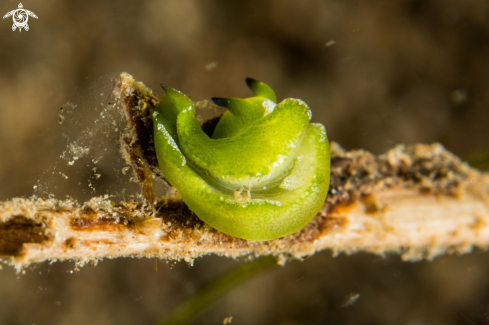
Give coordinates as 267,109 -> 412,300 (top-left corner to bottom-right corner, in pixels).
3,3 -> 38,32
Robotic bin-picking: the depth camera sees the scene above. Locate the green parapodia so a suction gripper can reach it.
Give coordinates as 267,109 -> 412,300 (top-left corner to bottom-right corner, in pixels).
153,79 -> 330,241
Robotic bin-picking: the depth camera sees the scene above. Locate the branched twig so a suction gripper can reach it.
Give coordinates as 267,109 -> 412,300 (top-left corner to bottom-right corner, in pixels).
0,73 -> 488,270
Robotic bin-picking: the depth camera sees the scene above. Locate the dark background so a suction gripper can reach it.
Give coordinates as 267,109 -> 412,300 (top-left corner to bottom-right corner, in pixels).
0,0 -> 489,324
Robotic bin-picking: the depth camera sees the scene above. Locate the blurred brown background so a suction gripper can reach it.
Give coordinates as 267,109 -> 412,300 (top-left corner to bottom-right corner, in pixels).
1,0 -> 489,324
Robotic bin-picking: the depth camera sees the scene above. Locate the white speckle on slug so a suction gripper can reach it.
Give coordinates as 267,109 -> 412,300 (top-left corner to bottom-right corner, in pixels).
289,98 -> 312,119
157,123 -> 186,166
317,125 -> 327,142
182,105 -> 194,113
263,199 -> 282,207
286,140 -> 297,148
262,99 -> 276,116
271,154 -> 286,169
289,98 -> 308,106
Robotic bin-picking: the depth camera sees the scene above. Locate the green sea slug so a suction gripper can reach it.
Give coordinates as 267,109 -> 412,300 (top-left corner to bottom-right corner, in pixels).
153,78 -> 330,241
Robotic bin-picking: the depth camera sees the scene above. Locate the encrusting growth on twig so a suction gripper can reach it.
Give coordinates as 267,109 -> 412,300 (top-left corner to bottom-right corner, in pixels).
0,73 -> 488,270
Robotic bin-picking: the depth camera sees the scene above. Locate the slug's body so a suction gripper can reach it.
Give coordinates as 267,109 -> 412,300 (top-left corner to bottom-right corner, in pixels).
153,79 -> 330,241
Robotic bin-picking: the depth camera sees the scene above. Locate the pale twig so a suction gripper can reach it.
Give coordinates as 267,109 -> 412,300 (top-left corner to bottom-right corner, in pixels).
0,73 -> 488,270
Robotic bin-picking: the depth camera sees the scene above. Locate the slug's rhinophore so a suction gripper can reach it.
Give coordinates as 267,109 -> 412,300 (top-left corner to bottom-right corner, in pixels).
153,79 -> 330,241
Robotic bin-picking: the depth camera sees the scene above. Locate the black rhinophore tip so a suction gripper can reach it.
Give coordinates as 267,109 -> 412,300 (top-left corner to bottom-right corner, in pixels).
243,77 -> 277,102
160,84 -> 173,95
245,77 -> 258,89
211,97 -> 226,106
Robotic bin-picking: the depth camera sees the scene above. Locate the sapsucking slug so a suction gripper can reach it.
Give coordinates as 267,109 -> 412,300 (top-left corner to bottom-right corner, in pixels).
153,78 -> 330,241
